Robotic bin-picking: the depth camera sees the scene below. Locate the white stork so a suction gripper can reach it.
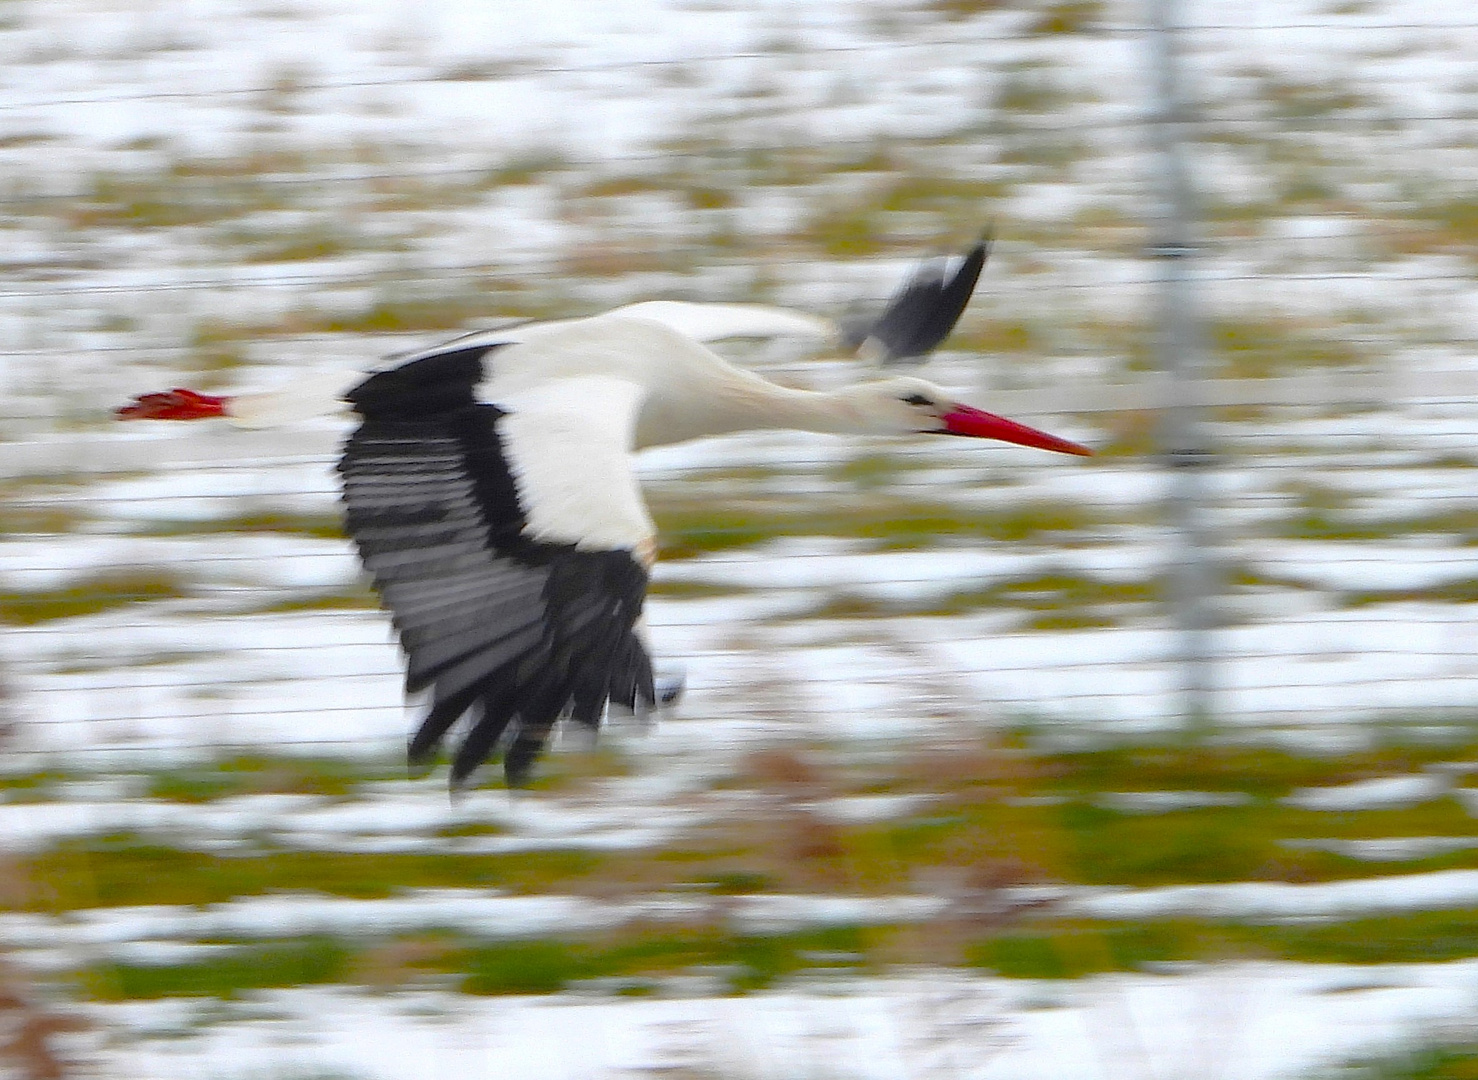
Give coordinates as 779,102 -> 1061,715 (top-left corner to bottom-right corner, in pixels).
117,238 -> 1092,787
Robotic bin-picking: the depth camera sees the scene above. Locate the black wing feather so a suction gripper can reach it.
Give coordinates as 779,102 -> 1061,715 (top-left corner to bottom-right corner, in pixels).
854,233 -> 991,365
339,349 -> 656,787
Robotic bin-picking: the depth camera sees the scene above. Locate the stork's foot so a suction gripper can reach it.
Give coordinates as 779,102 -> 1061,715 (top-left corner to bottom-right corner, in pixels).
655,664 -> 686,708
116,388 -> 226,421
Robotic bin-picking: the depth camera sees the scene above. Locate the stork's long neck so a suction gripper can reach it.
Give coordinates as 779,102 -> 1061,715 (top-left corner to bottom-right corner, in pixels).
633,365 -> 882,449
729,380 -> 878,435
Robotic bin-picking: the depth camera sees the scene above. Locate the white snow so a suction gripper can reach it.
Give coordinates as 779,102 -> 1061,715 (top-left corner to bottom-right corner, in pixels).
3,0 -> 1478,1077
1285,837 -> 1478,862
85,961 -> 1478,1080
1062,868 -> 1478,922
1284,774 -> 1452,812
1097,790 -> 1252,814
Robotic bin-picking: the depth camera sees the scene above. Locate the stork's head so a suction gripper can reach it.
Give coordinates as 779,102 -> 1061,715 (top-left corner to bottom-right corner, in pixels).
843,377 -> 1093,456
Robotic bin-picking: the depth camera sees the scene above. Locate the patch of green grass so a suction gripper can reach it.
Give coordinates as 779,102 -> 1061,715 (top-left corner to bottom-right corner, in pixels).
1069,316 -> 1154,372
0,572 -> 189,625
1426,197 -> 1478,248
141,755 -> 396,803
971,909 -> 1478,978
804,204 -> 885,257
70,902 -> 1478,1003
931,571 -> 1160,620
996,131 -> 1093,175
825,453 -> 907,489
567,169 -> 736,212
577,174 -> 668,199
924,0 -> 1005,20
1203,194 -> 1280,223
306,292 -> 502,334
557,240 -> 689,278
79,937 -> 351,1001
460,939 -> 581,994
789,770 -> 1478,891
652,137 -> 874,192
71,926 -> 873,1001
238,225 -> 362,263
793,592 -> 897,620
1285,482 -> 1356,514
968,921 -> 1191,978
433,822 -> 507,839
1386,196 -> 1478,261
1263,133 -> 1335,170
136,512 -> 345,539
360,174 -> 490,213
651,498 -> 1105,558
245,588 -> 377,615
683,183 -> 736,210
460,925 -> 869,995
952,319 -> 1042,354
65,165 -> 293,230
190,284 -> 552,341
0,132 -> 55,149
796,172 -> 1003,258
1260,76 -> 1372,122
25,740 -> 1478,921
187,341 -> 248,385
705,870 -> 774,895
1023,610 -> 1121,630
479,149 -> 571,187
435,59 -> 528,82
22,837 -> 606,911
1342,579 -> 1478,608
0,769 -> 71,796
1277,168 -> 1340,205
792,571 -> 1158,627
1027,0 -> 1103,34
1211,317 -> 1367,378
875,174 -> 1006,213
0,503 -> 92,535
646,580 -> 749,600
1050,796 -> 1478,886
1268,909 -> 1478,967
994,69 -> 1080,114
1321,1037 -> 1478,1080
1040,739 -> 1478,798
1275,506 -> 1478,544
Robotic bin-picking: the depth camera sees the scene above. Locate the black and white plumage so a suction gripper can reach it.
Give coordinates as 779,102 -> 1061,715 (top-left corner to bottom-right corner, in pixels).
337,347 -> 655,787
118,237 -> 1092,788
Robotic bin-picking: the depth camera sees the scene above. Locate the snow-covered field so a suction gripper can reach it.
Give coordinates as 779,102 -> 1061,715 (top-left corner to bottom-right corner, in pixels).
1,0 -> 1477,1076
88,962 -> 1478,1080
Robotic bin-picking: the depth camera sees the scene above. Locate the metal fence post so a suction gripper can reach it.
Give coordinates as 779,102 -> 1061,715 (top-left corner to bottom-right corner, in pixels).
1147,0 -> 1218,732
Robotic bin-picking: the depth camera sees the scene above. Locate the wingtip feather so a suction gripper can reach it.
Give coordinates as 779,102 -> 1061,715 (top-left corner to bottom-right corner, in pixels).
862,231 -> 993,366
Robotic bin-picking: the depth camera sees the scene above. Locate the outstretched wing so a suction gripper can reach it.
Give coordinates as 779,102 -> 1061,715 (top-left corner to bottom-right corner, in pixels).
377,237 -> 989,378
383,303 -> 835,370
338,347 -> 656,788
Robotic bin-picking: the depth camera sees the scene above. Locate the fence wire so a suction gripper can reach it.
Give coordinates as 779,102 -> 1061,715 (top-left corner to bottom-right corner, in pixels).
1,5 -> 1476,769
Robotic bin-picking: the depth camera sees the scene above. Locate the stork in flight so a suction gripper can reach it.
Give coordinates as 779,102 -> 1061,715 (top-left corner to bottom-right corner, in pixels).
118,239 -> 1092,788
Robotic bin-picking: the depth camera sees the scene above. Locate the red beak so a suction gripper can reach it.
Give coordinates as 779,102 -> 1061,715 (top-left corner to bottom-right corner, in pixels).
940,404 -> 1093,456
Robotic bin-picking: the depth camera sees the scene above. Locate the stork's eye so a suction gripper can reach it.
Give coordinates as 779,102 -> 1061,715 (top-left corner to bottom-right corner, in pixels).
901,393 -> 933,407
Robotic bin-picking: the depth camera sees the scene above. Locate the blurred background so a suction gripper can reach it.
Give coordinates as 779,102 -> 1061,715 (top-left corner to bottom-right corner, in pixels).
1,0 -> 1477,1076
